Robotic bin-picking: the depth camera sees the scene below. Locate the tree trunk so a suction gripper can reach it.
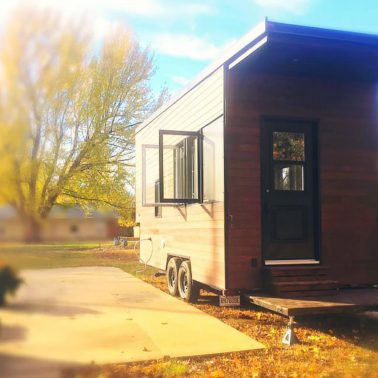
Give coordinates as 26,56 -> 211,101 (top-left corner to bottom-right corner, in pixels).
0,292 -> 5,306
24,217 -> 42,243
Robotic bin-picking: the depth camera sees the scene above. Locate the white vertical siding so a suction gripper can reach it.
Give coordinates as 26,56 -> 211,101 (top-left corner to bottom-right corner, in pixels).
136,66 -> 226,289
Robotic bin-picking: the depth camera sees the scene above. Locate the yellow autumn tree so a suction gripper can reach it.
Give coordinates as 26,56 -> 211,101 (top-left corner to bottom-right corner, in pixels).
0,6 -> 166,241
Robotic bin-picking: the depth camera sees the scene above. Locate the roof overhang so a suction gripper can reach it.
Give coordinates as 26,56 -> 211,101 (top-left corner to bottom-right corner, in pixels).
137,20 -> 378,134
229,21 -> 378,82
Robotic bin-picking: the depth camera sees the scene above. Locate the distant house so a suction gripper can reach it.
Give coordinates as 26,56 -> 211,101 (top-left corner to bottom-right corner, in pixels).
0,205 -> 119,242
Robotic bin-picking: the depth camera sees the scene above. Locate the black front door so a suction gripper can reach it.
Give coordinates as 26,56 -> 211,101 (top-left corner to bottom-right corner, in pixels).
261,119 -> 319,261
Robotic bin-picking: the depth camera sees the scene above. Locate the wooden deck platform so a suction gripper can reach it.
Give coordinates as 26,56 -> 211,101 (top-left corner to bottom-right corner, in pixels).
245,288 -> 378,317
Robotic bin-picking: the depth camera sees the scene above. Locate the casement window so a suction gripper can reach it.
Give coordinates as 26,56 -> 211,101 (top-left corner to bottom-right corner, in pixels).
142,118 -> 223,207
159,130 -> 202,203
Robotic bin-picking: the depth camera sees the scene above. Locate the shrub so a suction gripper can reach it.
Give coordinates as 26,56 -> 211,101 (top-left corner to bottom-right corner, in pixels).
0,265 -> 22,306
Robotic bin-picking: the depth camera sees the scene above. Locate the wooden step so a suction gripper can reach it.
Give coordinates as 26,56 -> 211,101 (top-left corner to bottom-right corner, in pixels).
269,275 -> 331,283
269,280 -> 339,298
265,266 -> 328,277
263,265 -> 340,297
275,289 -> 339,298
272,280 -> 339,293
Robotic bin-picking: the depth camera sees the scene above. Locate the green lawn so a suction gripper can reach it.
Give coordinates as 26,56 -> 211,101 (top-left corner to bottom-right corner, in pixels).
0,242 -> 158,279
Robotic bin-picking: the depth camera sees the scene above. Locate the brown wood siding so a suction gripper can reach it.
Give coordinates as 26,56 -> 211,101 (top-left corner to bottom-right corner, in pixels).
225,71 -> 378,289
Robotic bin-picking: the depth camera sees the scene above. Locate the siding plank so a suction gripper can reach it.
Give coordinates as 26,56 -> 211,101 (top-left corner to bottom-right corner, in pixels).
136,67 -> 226,289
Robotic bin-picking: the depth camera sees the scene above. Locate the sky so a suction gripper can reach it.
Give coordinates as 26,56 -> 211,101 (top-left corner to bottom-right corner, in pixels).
2,0 -> 378,95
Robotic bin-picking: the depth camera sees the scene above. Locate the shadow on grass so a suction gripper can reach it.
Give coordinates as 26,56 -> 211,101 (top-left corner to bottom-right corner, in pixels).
297,311 -> 378,351
197,294 -> 219,306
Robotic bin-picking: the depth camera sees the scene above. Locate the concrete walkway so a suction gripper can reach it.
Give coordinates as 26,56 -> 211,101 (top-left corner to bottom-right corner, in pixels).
0,267 -> 264,377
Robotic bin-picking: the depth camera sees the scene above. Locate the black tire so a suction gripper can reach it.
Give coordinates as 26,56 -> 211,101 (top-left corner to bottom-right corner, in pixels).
177,260 -> 199,303
166,257 -> 181,296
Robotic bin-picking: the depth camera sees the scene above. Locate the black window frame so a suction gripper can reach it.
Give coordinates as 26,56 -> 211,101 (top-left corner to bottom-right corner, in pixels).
154,180 -> 162,217
159,129 -> 203,204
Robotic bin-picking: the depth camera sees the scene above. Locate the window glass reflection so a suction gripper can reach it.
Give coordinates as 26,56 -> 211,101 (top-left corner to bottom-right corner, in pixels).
274,164 -> 304,191
273,132 -> 305,161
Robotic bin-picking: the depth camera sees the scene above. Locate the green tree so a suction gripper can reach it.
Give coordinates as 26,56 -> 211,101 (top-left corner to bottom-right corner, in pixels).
0,6 -> 166,241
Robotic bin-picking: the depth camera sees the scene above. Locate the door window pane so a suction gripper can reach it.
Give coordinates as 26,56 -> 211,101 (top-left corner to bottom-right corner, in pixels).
274,164 -> 304,191
273,132 -> 305,161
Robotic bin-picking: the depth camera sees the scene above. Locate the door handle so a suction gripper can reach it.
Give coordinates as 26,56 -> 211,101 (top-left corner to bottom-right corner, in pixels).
229,214 -> 233,229
266,189 -> 270,193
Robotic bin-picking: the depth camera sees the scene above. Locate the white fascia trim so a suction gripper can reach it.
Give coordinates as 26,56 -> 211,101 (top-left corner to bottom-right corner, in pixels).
228,36 -> 268,69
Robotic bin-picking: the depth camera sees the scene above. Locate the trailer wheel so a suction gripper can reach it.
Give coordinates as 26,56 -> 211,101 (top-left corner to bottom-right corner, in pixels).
177,260 -> 199,303
166,257 -> 181,296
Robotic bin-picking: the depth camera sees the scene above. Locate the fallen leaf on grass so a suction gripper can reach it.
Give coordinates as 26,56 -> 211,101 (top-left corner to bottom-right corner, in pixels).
307,335 -> 321,341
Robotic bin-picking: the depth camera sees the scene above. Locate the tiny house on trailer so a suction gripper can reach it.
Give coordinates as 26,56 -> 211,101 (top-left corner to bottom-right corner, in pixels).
136,20 -> 378,307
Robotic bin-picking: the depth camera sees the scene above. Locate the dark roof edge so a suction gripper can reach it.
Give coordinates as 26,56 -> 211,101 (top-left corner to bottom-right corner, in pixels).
266,20 -> 378,46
